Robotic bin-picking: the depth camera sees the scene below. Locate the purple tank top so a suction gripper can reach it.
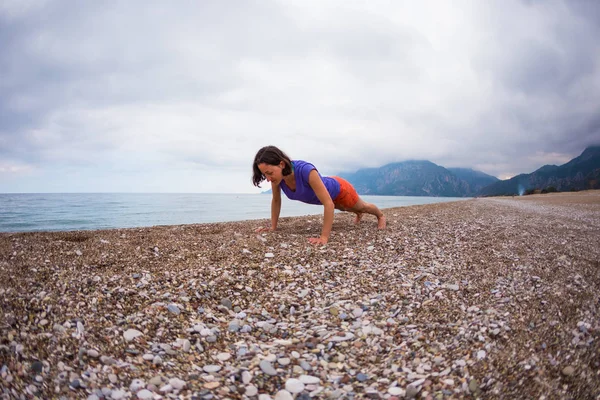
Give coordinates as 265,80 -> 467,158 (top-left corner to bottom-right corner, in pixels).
280,160 -> 341,205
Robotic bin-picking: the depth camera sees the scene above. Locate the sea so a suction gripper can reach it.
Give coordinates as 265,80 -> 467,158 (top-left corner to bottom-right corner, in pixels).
0,193 -> 469,233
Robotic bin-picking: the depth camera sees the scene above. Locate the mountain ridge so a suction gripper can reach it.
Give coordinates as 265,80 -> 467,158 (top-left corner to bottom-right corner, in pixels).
339,160 -> 496,197
478,145 -> 600,196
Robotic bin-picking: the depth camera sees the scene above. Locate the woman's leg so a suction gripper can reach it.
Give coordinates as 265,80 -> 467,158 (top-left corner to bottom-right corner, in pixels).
332,176 -> 386,229
335,204 -> 363,224
348,198 -> 386,229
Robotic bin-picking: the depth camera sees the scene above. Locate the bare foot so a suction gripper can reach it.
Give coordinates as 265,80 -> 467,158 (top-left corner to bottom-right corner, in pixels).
354,212 -> 363,225
377,215 -> 386,229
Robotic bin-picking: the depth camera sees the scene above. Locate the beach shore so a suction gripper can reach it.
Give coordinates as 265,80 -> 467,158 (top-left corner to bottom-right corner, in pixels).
1,191 -> 599,399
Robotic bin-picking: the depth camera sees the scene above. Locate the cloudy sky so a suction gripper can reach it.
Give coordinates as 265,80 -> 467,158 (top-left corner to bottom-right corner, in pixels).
1,0 -> 599,193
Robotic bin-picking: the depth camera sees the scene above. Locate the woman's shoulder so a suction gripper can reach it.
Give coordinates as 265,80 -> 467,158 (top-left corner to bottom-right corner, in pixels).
293,160 -> 316,169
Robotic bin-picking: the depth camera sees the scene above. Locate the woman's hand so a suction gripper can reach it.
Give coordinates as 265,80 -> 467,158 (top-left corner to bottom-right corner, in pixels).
308,236 -> 328,245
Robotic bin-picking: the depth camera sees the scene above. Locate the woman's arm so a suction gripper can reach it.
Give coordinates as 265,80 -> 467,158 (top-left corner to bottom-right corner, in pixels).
270,183 -> 282,231
307,170 -> 334,244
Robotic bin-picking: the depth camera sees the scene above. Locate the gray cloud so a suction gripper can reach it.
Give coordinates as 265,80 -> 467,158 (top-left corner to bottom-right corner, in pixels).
1,0 -> 599,191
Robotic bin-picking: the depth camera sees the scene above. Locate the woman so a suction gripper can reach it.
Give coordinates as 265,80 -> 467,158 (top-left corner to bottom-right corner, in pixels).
252,145 -> 386,244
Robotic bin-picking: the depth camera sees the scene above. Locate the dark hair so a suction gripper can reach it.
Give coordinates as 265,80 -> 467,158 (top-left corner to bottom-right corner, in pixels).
252,145 -> 293,187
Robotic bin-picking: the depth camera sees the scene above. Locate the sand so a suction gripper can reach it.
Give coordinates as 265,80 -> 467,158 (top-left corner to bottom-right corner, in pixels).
1,191 -> 599,399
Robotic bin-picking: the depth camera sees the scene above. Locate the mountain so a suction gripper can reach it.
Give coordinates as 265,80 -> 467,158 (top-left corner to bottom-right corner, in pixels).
447,168 -> 500,194
339,160 -> 493,197
478,146 -> 600,196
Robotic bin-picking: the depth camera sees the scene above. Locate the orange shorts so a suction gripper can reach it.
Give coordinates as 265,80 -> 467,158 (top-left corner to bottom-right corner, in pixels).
332,176 -> 359,210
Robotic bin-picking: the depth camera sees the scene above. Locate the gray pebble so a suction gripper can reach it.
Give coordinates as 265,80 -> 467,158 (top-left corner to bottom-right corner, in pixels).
221,298 -> 233,309
149,376 -> 164,386
167,304 -> 180,315
203,365 -> 222,373
406,385 -> 420,398
300,360 -> 312,371
562,366 -> 575,376
137,389 -> 153,400
228,320 -> 241,332
31,361 -> 43,374
130,379 -> 146,392
111,389 -> 126,399
469,379 -> 480,394
101,356 -> 117,365
259,360 -> 278,376
356,373 -> 368,382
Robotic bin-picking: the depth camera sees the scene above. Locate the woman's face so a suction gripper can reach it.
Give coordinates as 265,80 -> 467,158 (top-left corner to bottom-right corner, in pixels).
258,161 -> 285,185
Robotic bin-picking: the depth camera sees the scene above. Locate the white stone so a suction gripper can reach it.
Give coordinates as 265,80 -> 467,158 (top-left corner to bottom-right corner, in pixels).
242,370 -> 252,384
159,384 -> 173,393
388,386 -> 405,396
277,357 -> 291,366
136,389 -> 153,400
245,385 -> 258,396
330,332 -> 355,342
203,365 -> 222,373
129,379 -> 145,392
298,375 -> 320,384
169,378 -> 186,390
87,349 -> 99,358
274,390 -> 294,400
110,390 -> 126,400
285,379 -> 305,394
123,329 -> 143,341
217,352 -> 231,361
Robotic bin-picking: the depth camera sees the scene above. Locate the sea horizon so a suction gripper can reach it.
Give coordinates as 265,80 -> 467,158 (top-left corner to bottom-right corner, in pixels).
0,192 -> 470,233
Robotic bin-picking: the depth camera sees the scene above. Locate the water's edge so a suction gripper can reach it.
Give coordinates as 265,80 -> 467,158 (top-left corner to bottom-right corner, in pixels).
0,193 -> 470,233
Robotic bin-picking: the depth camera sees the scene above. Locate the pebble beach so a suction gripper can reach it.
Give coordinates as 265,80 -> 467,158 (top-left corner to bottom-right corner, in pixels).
1,191 -> 599,399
